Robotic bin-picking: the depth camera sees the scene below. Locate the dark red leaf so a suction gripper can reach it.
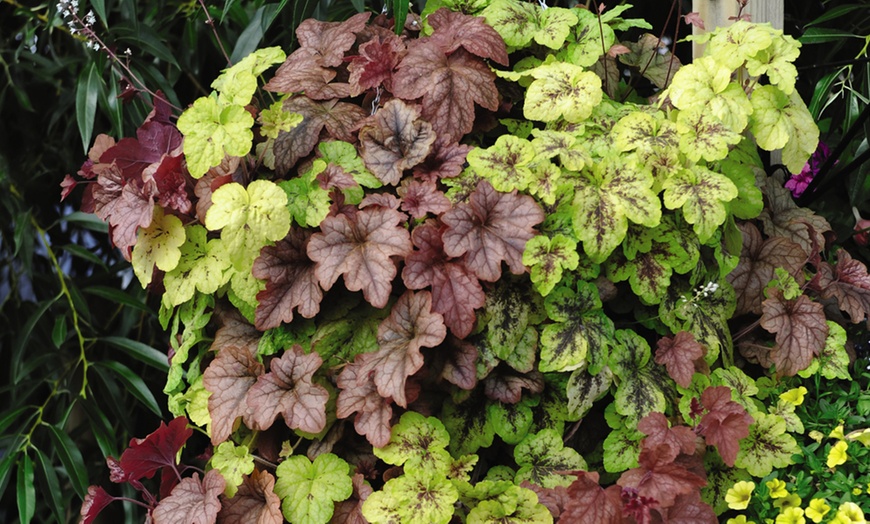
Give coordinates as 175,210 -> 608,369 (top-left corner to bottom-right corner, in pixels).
100,121 -> 182,179
816,249 -> 870,325
148,154 -> 192,215
117,417 -> 192,483
441,180 -> 544,282
79,486 -> 114,524
203,344 -> 265,445
348,33 -> 406,94
253,228 -> 323,330
413,138 -> 473,182
217,469 -> 282,524
152,469 -> 225,524
698,386 -> 753,466
426,8 -> 509,66
654,332 -> 705,388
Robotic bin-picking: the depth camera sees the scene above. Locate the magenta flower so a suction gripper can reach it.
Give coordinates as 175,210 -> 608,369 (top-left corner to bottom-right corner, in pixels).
785,142 -> 832,198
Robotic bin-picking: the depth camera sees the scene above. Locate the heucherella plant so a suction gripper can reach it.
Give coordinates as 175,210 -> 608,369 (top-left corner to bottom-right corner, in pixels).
62,1 -> 870,523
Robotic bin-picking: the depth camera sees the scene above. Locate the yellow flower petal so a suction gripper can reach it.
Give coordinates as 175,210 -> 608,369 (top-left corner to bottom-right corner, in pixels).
827,440 -> 849,468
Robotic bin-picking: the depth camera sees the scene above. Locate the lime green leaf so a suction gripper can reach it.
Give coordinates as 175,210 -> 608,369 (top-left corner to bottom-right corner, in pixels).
603,423 -> 642,473
363,470 -> 458,524
274,453 -> 352,524
611,110 -> 679,159
279,160 -> 332,228
524,63 -> 602,123
718,159 -> 763,220
750,86 -> 819,174
484,281 -> 544,373
212,46 -> 286,106
699,20 -> 774,71
564,8 -> 616,67
211,441 -> 255,497
183,377 -> 212,429
798,321 -> 850,380
662,165 -> 738,242
734,412 -> 799,477
205,180 -> 290,269
746,35 -> 800,94
374,412 -> 452,474
132,206 -> 185,287
514,429 -> 586,488
481,0 -> 577,50
529,129 -> 589,171
310,305 -> 382,370
259,98 -> 303,139
467,135 -> 536,193
540,280 -> 613,373
467,484 -> 554,523
163,225 -> 232,307
676,107 -> 742,163
523,234 -> 580,297
177,95 -> 255,178
608,329 -> 670,424
666,56 -> 732,111
318,140 -> 382,189
488,397 -> 538,445
566,366 -> 613,419
571,155 -> 661,262
442,390 -> 495,457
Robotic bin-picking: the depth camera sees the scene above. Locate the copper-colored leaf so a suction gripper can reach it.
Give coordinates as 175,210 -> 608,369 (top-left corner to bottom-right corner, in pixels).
654,332 -> 705,388
441,180 -> 544,282
483,368 -> 544,404
253,228 -> 323,330
637,412 -> 697,464
307,206 -> 412,308
392,43 -> 499,142
560,471 -> 623,524
358,99 -> 436,185
412,139 -> 473,182
760,288 -> 828,376
426,8 -> 509,66
203,344 -> 265,445
152,469 -> 225,524
295,12 -> 371,68
336,360 -> 394,447
211,306 -> 261,353
217,469 -> 282,524
759,173 -> 831,257
816,249 -> 870,325
698,386 -> 753,467
727,222 -> 805,316
262,51 -> 351,100
617,444 -> 707,508
402,222 -> 485,338
397,179 -> 451,219
330,473 -> 372,524
247,345 -> 328,434
348,33 -> 406,94
355,290 -> 447,407
653,491 -> 716,524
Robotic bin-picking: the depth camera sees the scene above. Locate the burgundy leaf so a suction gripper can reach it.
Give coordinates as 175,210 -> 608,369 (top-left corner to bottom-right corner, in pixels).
358,193 -> 402,211
295,12 -> 371,67
397,179 -> 451,219
560,471 -> 623,524
413,138 -> 473,182
100,121 -> 182,179
152,469 -> 225,524
330,473 -> 373,524
816,249 -> 870,325
203,344 -> 265,445
307,206 -> 412,308
617,444 -> 707,508
637,412 -> 697,465
348,33 -> 406,94
316,164 -> 359,191
654,332 -> 705,388
402,222 -> 485,338
246,345 -> 329,434
426,8 -> 509,66
117,417 -> 192,482
698,386 -> 753,467
354,290 -> 447,407
760,288 -> 828,376
147,154 -> 192,215
441,180 -> 544,282
652,491 -> 717,524
253,228 -> 323,330
336,360 -> 394,447
392,43 -> 499,142
80,486 -> 114,524
217,469 -> 282,524
358,99 -> 436,186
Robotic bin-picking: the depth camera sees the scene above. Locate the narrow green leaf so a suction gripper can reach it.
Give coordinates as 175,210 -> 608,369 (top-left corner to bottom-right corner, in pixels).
82,400 -> 120,457
808,70 -> 840,120
804,4 -> 869,27
76,62 -> 101,154
17,454 -> 35,524
33,447 -> 65,524
101,336 -> 169,372
0,407 -> 31,436
392,0 -> 409,34
114,24 -> 181,68
51,316 -> 67,348
90,0 -> 108,26
221,0 -> 237,23
94,361 -> 163,416
61,244 -> 108,269
13,295 -> 61,384
0,449 -> 19,504
59,211 -> 109,233
84,286 -> 153,315
799,27 -> 862,44
48,426 -> 89,499
230,5 -> 276,64
350,0 -> 365,12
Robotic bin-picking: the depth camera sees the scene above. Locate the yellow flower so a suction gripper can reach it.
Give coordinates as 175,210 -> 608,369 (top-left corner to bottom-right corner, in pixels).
728,516 -> 756,524
779,386 -> 808,406
854,487 -> 863,496
767,478 -> 788,498
773,493 -> 802,510
775,507 -> 805,524
828,440 -> 849,468
809,430 -> 825,443
830,423 -> 846,440
726,481 -> 756,510
806,498 -> 831,523
832,502 -> 866,524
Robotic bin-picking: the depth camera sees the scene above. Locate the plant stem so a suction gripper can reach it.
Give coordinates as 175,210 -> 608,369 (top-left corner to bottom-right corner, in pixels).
197,0 -> 232,67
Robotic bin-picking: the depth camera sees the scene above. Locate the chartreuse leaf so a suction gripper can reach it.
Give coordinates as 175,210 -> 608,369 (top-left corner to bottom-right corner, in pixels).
132,206 -> 185,287
363,470 -> 458,524
374,412 -> 452,474
177,94 -> 255,178
279,160 -> 332,228
566,366 -> 613,420
522,234 -> 579,297
734,412 -> 799,477
608,329 -> 670,425
746,33 -> 800,94
488,396 -> 539,445
529,129 -> 589,171
163,225 -> 232,307
212,46 -> 286,106
164,294 -> 213,414
205,180 -> 290,269
662,164 -> 738,242
467,135 -> 536,193
310,305 -> 382,370
317,140 -> 382,190
603,421 -> 642,473
799,321 -> 850,380
442,390 -> 495,457
182,376 -> 211,430
211,441 -> 255,497
484,281 -> 544,373
514,429 -> 586,488
571,154 -> 661,263
481,0 -> 578,50
274,453 -> 352,524
530,375 -> 579,435
708,82 -> 754,134
717,159 -> 763,220
666,56 -> 732,111
563,8 -> 616,67
749,85 -> 819,174
676,107 -> 742,163
523,63 -> 602,123
258,97 -> 302,139
696,20 -> 773,70
611,110 -> 678,161
660,277 -> 736,365
711,367 -> 760,415
540,280 -> 614,374
467,484 -> 553,524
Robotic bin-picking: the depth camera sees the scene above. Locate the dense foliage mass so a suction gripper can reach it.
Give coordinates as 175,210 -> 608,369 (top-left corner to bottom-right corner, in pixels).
54,1 -> 870,523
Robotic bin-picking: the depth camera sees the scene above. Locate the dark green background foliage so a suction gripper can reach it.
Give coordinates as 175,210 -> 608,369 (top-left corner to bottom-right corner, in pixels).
0,0 -> 868,522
